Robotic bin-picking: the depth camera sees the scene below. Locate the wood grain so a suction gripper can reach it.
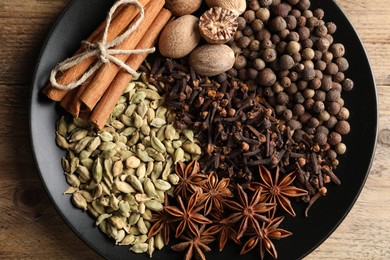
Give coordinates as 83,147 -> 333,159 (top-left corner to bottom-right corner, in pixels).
0,0 -> 389,259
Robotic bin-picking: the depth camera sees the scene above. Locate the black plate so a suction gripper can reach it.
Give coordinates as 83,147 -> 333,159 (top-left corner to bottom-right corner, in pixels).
29,0 -> 378,259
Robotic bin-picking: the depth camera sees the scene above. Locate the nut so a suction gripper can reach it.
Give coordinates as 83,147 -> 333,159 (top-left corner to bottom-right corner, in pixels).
188,44 -> 235,77
165,0 -> 202,16
199,7 -> 238,44
205,0 -> 246,16
159,15 -> 201,59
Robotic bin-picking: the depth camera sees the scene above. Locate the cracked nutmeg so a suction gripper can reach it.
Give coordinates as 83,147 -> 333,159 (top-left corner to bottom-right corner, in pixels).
199,7 -> 238,44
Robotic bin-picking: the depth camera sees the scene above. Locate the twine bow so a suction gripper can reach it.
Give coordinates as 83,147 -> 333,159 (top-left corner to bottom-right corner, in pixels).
50,0 -> 155,90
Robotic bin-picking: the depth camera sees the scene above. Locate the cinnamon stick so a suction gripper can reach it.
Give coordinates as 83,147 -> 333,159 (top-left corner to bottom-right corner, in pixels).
80,0 -> 164,112
89,8 -> 172,130
42,0 -> 151,101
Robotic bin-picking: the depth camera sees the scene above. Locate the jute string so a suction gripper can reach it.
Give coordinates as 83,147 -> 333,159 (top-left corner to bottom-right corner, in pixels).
50,0 -> 155,90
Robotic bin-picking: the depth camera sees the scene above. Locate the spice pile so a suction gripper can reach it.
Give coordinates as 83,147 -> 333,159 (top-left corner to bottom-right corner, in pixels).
49,0 -> 354,259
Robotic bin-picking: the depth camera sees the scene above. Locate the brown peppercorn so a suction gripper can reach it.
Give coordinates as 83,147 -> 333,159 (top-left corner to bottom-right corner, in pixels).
325,62 -> 339,75
297,26 -> 310,40
324,115 -> 338,129
270,16 -> 287,32
234,55 -> 247,70
317,125 -> 330,135
256,7 -> 271,22
243,10 -> 256,23
252,58 -> 266,70
316,37 -> 330,52
279,54 -> 295,70
320,75 -> 332,91
251,19 -> 264,32
335,120 -> 350,135
248,40 -> 260,51
237,36 -> 251,48
327,101 -> 341,115
337,107 -> 350,120
302,60 -> 314,69
297,0 -> 311,11
259,0 -> 273,7
334,57 -> 349,72
262,48 -> 277,63
329,43 -> 345,58
292,129 -> 306,142
335,143 -> 347,155
318,110 -> 330,121
314,132 -> 327,145
276,91 -> 289,105
333,71 -> 345,83
249,0 -> 261,11
256,28 -> 271,41
288,0 -> 300,5
257,68 -> 277,86
301,67 -> 315,81
315,25 -> 328,37
326,89 -> 341,102
242,26 -> 254,36
310,77 -> 322,90
286,41 -> 301,54
237,17 -> 246,31
233,30 -> 244,41
326,22 -> 337,34
342,78 -> 354,91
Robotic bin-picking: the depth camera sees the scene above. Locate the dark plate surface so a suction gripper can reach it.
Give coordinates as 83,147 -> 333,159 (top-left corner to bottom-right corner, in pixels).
29,0 -> 378,259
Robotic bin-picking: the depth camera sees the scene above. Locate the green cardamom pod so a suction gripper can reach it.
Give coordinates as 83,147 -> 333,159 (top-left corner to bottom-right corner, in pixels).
137,217 -> 148,235
130,243 -> 149,253
148,236 -> 155,257
56,116 -> 67,137
144,199 -> 163,212
110,215 -> 125,229
143,178 -> 157,198
127,175 -> 144,193
173,148 -> 185,164
125,156 -> 141,168
151,135 -> 166,153
71,192 -> 87,210
168,174 -> 180,185
92,158 -> 103,183
119,114 -> 132,127
96,213 -> 112,226
182,141 -> 202,155
87,136 -> 101,152
154,232 -> 165,249
114,180 -> 136,194
150,118 -> 166,128
119,234 -> 135,246
55,131 -> 70,149
112,160 -> 123,177
153,179 -> 171,191
69,129 -> 88,143
138,89 -> 161,101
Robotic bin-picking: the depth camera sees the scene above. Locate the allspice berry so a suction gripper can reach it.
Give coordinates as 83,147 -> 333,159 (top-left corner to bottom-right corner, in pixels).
335,120 -> 350,135
257,68 -> 277,87
270,16 -> 287,32
279,54 -> 295,70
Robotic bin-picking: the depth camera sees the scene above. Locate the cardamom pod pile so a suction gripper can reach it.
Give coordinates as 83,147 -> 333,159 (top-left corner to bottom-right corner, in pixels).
56,79 -> 201,256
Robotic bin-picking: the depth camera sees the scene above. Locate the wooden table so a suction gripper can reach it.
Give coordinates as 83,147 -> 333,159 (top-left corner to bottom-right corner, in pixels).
0,0 -> 389,259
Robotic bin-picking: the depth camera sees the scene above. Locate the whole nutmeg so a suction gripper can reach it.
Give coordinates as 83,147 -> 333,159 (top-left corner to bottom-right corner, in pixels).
165,0 -> 202,16
159,15 -> 201,59
189,44 -> 235,77
205,0 -> 247,16
199,7 -> 238,44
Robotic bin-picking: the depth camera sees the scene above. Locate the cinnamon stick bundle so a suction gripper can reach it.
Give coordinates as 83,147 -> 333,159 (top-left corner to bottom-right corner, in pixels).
89,8 -> 172,129
79,0 -> 164,112
42,0 -> 151,101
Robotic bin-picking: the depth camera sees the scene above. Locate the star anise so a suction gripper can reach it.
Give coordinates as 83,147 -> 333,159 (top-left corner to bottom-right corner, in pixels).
164,192 -> 212,238
222,184 -> 275,239
171,225 -> 215,260
148,195 -> 173,245
240,216 -> 292,260
174,160 -> 208,200
203,211 -> 241,251
254,165 -> 308,217
197,171 -> 233,215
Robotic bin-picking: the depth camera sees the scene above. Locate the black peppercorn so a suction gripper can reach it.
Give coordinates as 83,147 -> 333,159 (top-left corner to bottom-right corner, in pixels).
335,120 -> 350,135
226,68 -> 238,78
342,78 -> 354,91
276,41 -> 287,54
292,52 -> 302,63
257,68 -> 277,86
238,69 -> 248,81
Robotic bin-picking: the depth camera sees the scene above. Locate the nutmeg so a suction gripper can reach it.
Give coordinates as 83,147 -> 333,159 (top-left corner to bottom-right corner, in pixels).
205,0 -> 247,16
158,15 -> 201,59
165,0 -> 202,16
189,44 -> 235,77
199,7 -> 238,44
